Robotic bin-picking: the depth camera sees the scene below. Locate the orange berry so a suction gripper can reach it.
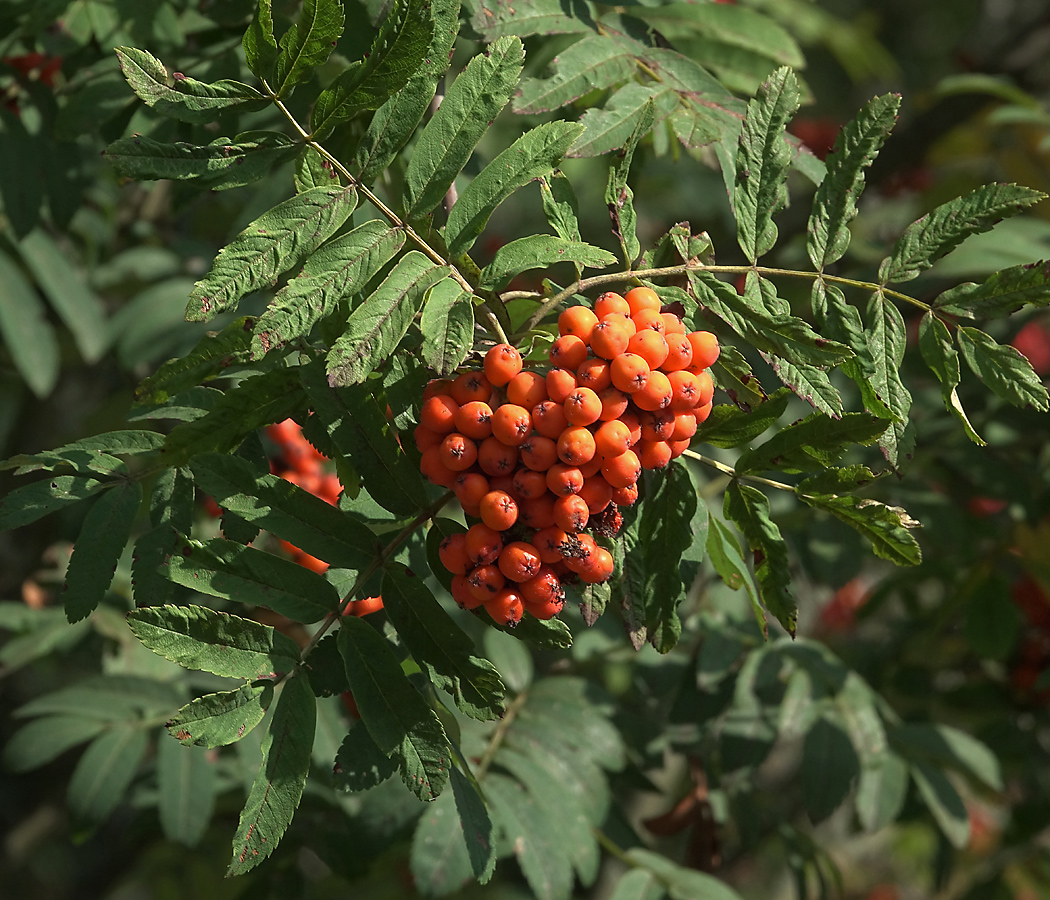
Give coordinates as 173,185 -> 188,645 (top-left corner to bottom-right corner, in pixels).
507,370 -> 548,408
662,333 -> 693,372
414,423 -> 443,452
346,595 -> 385,616
579,455 -> 603,478
438,533 -> 471,575
554,493 -> 590,532
666,371 -> 701,411
632,308 -> 666,334
634,370 -> 673,412
670,411 -> 698,441
479,490 -> 519,531
423,379 -> 454,401
601,449 -> 642,488
611,483 -> 639,506
597,386 -> 629,422
498,541 -> 543,582
450,370 -> 492,405
558,305 -> 598,341
420,395 -> 459,433
594,291 -> 630,318
610,353 -> 650,393
519,493 -> 556,529
549,334 -> 588,370
512,468 -> 548,500
467,564 -> 506,602
439,433 -> 478,471
594,419 -> 632,459
640,409 -> 675,442
668,438 -> 691,458
451,574 -> 483,610
694,400 -> 713,424
520,566 -> 564,607
575,357 -> 612,392
627,329 -> 669,370
484,343 -> 523,386
477,435 -> 518,476
579,475 -> 613,514
620,410 -> 642,445
563,387 -> 602,426
687,331 -> 720,369
563,533 -> 598,575
454,401 -> 494,439
545,368 -> 577,404
519,434 -> 558,472
637,439 -> 672,470
694,370 -> 714,407
491,404 -> 532,446
557,425 -> 596,466
661,312 -> 686,335
465,523 -> 503,566
578,546 -> 614,583
420,446 -> 458,487
454,471 -> 490,508
484,588 -> 524,626
625,286 -> 662,315
546,463 -> 584,497
532,400 -> 568,439
589,318 -> 632,360
533,526 -> 570,563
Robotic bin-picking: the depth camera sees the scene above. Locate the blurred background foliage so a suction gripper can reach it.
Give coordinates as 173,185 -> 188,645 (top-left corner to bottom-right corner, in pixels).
1,1 -> 1049,899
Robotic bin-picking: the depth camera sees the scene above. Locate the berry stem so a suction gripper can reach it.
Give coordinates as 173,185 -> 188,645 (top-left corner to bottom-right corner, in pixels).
683,449 -> 796,493
474,690 -> 529,779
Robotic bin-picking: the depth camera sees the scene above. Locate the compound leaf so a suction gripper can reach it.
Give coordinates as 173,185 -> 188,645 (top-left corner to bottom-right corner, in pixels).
420,279 -> 474,375
956,325 -> 1050,411
272,0 -> 345,97
479,235 -> 614,291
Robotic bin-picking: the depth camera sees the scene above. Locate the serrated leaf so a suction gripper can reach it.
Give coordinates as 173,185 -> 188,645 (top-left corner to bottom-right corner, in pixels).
0,249 -> 60,398
956,325 -> 1050,411
243,0 -> 279,81
252,222 -> 405,358
301,360 -> 429,515
690,271 -> 852,368
798,490 -> 921,565
538,171 -> 581,243
723,482 -> 796,636
18,229 -> 109,363
605,98 -> 653,267
64,480 -> 142,623
410,772 -> 485,893
187,186 -> 358,322
162,536 -> 340,622
709,345 -> 769,412
513,34 -> 637,114
470,0 -> 596,41
808,93 -> 900,270
734,66 -> 800,263
167,683 -> 273,748
855,751 -> 908,832
420,279 -> 474,375
272,0 -> 344,98
802,715 -> 860,823
486,772 -> 574,900
115,47 -> 267,123
568,83 -> 677,159
935,259 -> 1050,316
355,73 -> 438,185
0,475 -> 108,532
228,674 -> 316,875
403,36 -> 524,219
333,723 -> 398,791
866,292 -> 913,465
879,183 -> 1047,284
2,430 -> 163,477
890,723 -> 1002,791
761,356 -> 843,417
910,762 -> 970,849
382,563 -> 505,721
918,313 -> 985,444
311,0 -> 433,136
445,121 -> 584,257
327,251 -> 448,386
2,716 -> 108,773
127,604 -> 301,679
102,132 -> 299,190
68,724 -> 148,827
338,616 -> 450,800
694,388 -> 785,451
157,738 -> 216,847
736,412 -> 889,475
479,236 -> 614,292
706,515 -> 765,636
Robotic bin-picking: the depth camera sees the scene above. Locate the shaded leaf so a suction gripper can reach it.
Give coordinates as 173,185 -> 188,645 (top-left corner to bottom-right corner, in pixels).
605,98 -> 653,267
865,292 -> 913,465
626,848 -> 744,900
890,723 -> 1002,791
354,73 -> 438,185
910,762 -> 970,849
802,715 -> 860,823
0,249 -> 59,398
706,516 -> 765,636
935,259 -> 1050,316
918,313 -> 985,444
2,716 -> 108,773
855,750 -> 909,832
157,738 -> 216,847
470,0 -> 595,41
538,171 -> 581,243
735,411 -> 889,475
243,0 -> 280,81
0,475 -> 108,532
68,725 -> 148,827
333,723 -> 398,791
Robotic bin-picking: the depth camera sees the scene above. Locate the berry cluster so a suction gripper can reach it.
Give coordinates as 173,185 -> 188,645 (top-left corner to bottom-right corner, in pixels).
415,286 -> 719,628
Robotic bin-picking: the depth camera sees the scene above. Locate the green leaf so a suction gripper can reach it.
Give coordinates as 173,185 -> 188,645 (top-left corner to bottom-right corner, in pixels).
605,98 -> 653,267
0,249 -> 59,398
243,0 -> 280,81
333,723 -> 398,791
354,73 -> 438,185
382,563 -> 506,721
918,313 -> 985,445
68,725 -> 148,827
157,738 -> 216,847
252,222 -> 405,358
608,869 -> 664,900
327,251 -> 448,386
568,83 -> 678,159
723,482 -> 796,636
538,171 -> 582,243
409,775 -> 481,893
450,764 -> 496,882
15,674 -> 182,721
910,762 -> 970,849
2,716 -> 108,773
689,271 -> 852,369
865,292 -> 913,465
808,93 -> 900,270
0,475 -> 108,532
102,132 -> 300,190
956,325 -> 1050,411
479,236 -> 615,292
64,480 -> 142,623
161,536 -> 341,623
879,183 -> 1047,284
470,0 -> 595,41
338,616 -> 451,800
272,0 -> 345,98
228,674 -> 316,875
167,683 -> 273,748
311,0 -> 433,136
445,121 -> 584,257
3,430 -> 164,478
855,751 -> 909,833
706,515 -> 765,636
486,773 -> 575,900
514,34 -> 638,114
17,229 -> 109,364
186,186 -> 358,322
127,604 -> 301,680
890,723 -> 1002,791
625,848 -> 744,900
735,411 -> 889,475
709,345 -> 769,412
761,356 -> 843,417
420,279 -> 474,375
802,714 -> 860,823
403,36 -> 525,219
301,361 -> 429,515
115,47 -> 267,123
935,259 -> 1050,316
734,66 -> 801,263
